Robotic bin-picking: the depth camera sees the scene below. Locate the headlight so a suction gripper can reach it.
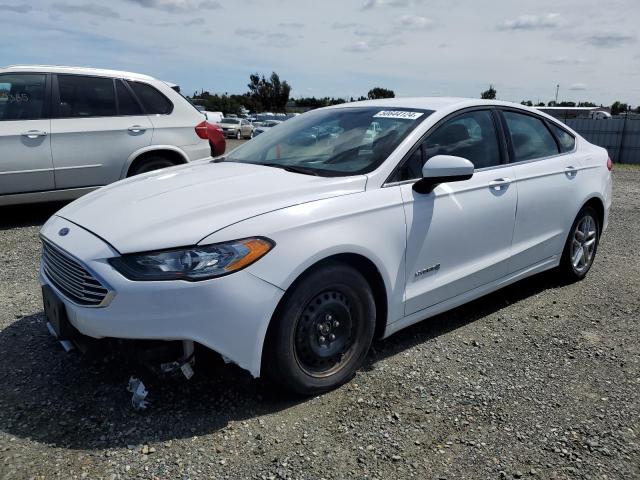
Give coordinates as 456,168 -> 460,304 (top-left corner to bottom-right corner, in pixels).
109,237 -> 274,281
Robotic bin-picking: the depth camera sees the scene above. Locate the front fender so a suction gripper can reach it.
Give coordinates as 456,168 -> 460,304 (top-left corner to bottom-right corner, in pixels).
199,187 -> 409,325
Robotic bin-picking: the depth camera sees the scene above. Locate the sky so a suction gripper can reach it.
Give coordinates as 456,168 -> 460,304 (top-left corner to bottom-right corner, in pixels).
1,0 -> 639,105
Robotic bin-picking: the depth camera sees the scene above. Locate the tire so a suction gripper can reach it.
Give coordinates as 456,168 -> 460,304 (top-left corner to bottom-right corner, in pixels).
249,130 -> 254,139
559,206 -> 600,281
128,156 -> 175,176
236,130 -> 242,140
264,262 -> 376,396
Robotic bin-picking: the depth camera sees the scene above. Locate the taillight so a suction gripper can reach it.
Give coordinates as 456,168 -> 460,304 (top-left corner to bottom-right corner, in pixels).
607,157 -> 613,171
195,120 -> 209,139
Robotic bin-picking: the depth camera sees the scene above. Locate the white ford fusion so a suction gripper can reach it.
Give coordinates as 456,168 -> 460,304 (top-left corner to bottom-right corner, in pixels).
40,98 -> 612,395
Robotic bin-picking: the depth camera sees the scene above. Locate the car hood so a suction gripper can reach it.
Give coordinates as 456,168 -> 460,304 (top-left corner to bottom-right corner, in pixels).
55,161 -> 367,254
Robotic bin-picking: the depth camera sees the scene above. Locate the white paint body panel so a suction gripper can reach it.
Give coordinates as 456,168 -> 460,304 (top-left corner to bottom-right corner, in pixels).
38,98 -> 613,378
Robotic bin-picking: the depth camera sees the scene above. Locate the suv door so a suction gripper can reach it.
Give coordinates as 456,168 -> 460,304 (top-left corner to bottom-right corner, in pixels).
50,75 -> 153,189
0,72 -> 54,194
393,109 -> 518,315
500,109 -> 581,272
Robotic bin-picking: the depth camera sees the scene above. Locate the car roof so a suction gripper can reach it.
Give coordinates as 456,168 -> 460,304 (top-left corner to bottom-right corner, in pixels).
0,64 -> 157,82
330,97 -> 534,112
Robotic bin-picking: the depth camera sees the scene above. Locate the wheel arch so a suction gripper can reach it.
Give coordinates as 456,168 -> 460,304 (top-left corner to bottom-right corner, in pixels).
121,146 -> 189,178
260,252 -> 389,374
580,195 -> 605,233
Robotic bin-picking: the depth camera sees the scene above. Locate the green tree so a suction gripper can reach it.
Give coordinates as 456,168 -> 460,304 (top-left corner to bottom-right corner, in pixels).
535,102 -> 546,107
578,101 -> 597,107
611,101 -> 629,115
367,87 -> 395,99
247,72 -> 292,112
481,85 -> 496,99
521,100 -> 533,106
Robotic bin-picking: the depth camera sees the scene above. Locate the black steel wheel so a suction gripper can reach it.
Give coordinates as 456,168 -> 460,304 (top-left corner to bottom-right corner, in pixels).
264,262 -> 376,395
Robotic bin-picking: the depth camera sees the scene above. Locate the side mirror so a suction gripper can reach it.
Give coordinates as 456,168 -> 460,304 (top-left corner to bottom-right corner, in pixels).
413,155 -> 474,194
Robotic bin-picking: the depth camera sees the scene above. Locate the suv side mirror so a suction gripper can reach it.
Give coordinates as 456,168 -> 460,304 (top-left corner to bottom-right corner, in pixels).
413,155 -> 474,194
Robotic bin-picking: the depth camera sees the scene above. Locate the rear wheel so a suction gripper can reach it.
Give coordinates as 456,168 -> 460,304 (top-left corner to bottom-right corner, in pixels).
128,155 -> 175,176
559,206 -> 600,281
264,262 -> 376,395
236,130 -> 242,140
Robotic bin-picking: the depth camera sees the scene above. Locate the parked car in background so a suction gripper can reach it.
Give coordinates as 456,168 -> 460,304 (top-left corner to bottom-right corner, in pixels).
253,119 -> 282,136
203,111 -> 223,123
589,111 -> 612,120
0,65 -> 211,206
218,117 -> 254,139
39,98 -> 611,395
206,122 -> 226,156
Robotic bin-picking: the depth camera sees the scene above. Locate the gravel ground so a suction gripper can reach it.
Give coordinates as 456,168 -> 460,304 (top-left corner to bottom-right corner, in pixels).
0,166 -> 638,480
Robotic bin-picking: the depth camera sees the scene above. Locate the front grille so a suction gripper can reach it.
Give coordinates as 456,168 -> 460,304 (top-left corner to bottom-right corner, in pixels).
41,240 -> 110,306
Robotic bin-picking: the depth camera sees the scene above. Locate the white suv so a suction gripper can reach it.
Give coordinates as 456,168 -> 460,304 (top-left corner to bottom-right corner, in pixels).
0,65 -> 210,206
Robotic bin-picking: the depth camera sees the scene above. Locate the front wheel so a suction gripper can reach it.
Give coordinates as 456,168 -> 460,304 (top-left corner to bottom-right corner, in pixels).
559,206 -> 600,281
264,262 -> 376,395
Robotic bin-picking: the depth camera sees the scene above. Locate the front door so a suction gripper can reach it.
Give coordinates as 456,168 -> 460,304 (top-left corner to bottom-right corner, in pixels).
0,72 -> 54,194
396,109 -> 518,315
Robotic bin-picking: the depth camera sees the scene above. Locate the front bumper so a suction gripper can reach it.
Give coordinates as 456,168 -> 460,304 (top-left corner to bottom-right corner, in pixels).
39,216 -> 284,377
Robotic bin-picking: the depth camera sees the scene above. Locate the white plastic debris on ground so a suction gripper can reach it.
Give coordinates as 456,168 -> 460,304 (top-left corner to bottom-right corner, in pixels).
127,377 -> 149,411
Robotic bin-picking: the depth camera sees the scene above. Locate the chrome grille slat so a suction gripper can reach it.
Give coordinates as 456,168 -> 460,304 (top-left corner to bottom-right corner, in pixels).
43,242 -> 96,280
41,239 -> 110,306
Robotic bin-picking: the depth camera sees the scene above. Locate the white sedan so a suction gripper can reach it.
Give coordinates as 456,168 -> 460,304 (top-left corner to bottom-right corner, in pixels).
39,98 -> 612,395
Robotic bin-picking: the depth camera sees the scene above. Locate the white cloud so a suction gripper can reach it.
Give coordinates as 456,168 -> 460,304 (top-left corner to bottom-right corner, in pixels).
396,15 -> 434,30
344,41 -> 371,52
546,56 -> 590,66
52,2 -> 120,19
498,13 -> 564,31
569,83 -> 587,91
125,0 -> 221,12
587,33 -> 636,48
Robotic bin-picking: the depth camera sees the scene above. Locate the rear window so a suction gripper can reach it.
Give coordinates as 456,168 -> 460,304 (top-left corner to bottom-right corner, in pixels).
57,75 -> 117,118
116,80 -> 143,116
503,111 -> 559,162
127,81 -> 172,115
549,123 -> 576,152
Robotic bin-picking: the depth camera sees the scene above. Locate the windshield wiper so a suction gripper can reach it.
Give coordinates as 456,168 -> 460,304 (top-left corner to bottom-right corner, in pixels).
261,163 -> 320,176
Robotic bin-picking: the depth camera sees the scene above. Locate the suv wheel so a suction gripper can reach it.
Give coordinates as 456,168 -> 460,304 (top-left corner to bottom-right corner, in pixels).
128,155 -> 175,176
236,130 -> 242,140
264,262 -> 376,395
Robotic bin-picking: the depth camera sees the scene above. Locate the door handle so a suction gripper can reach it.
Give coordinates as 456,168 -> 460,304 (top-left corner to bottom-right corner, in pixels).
128,125 -> 146,133
21,130 -> 48,139
565,166 -> 578,178
489,178 -> 511,191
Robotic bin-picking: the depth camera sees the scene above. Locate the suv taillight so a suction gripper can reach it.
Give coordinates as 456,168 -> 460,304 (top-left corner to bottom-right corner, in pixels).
195,121 -> 209,140
607,157 -> 613,171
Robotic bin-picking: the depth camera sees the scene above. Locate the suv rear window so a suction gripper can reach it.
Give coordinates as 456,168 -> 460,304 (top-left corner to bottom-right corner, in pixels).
57,75 -> 117,118
0,73 -> 47,121
127,81 -> 172,115
116,80 -> 143,116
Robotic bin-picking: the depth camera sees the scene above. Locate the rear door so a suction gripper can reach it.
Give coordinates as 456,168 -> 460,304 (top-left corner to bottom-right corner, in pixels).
0,72 -> 54,194
500,109 -> 582,272
50,74 -> 153,189
394,108 -> 518,314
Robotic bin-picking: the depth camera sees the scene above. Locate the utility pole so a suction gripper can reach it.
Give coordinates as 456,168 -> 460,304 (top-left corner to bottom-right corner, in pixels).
555,84 -> 560,104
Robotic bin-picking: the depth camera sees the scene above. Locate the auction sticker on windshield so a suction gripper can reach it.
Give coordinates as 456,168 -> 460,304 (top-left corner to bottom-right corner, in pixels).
373,111 -> 424,120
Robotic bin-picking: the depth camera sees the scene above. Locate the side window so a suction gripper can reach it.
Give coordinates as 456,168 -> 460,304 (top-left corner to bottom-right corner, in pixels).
548,123 -> 575,152
503,111 -> 559,161
424,110 -> 501,169
57,75 -> 117,118
127,81 -> 172,115
116,80 -> 143,116
0,73 -> 46,121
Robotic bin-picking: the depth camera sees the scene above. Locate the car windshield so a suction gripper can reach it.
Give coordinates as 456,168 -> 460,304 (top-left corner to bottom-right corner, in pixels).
225,107 -> 432,176
221,118 -> 239,124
